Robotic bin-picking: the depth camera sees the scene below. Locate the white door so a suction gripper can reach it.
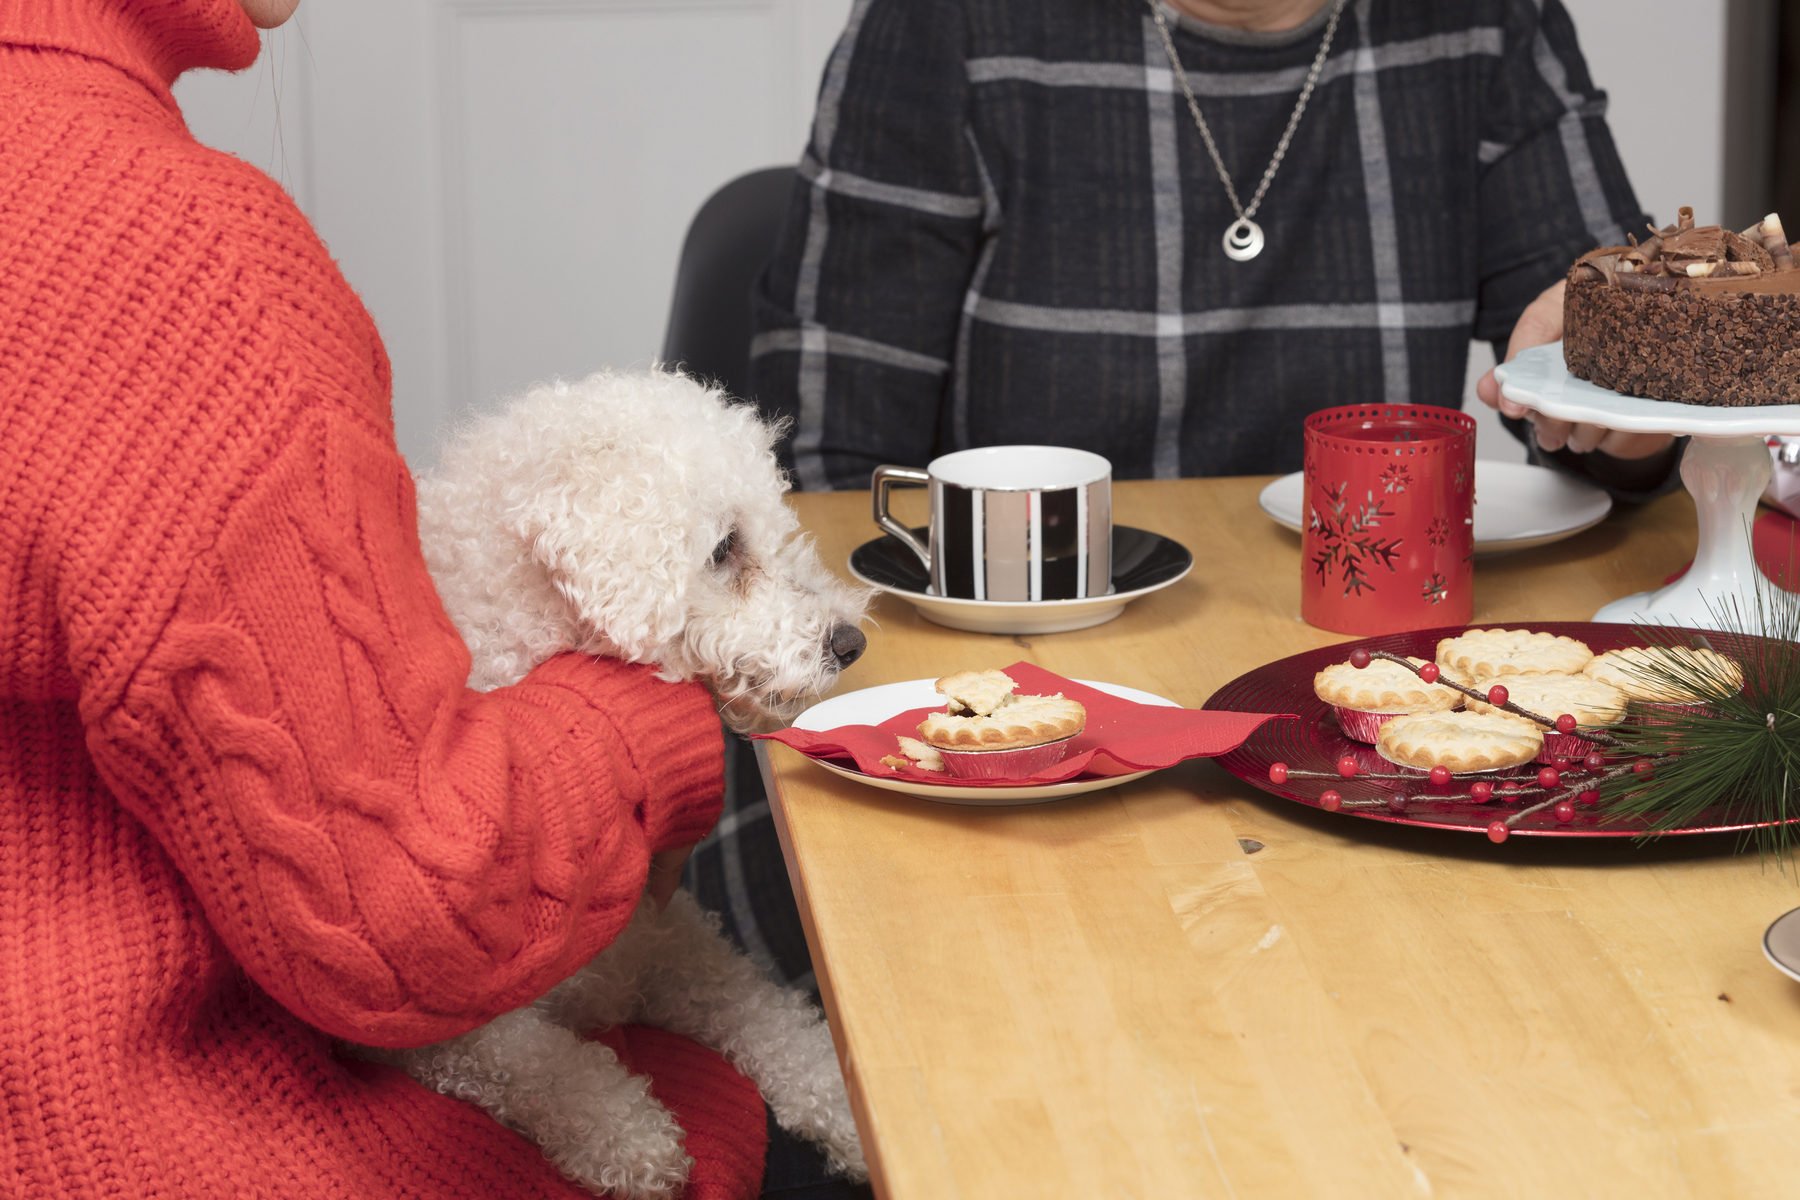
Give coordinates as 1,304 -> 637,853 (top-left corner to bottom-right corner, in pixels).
176,0 -> 851,467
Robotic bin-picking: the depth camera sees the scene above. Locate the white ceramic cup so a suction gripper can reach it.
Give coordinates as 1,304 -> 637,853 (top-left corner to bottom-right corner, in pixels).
871,446 -> 1111,601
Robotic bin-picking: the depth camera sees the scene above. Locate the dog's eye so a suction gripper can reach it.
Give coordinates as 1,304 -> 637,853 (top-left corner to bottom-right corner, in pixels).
710,530 -> 738,568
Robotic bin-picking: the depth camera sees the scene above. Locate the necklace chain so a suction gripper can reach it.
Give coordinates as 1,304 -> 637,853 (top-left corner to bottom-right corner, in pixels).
1147,0 -> 1346,240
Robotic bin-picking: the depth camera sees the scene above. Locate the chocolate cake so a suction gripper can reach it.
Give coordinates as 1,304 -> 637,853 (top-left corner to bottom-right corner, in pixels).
1562,208 -> 1800,406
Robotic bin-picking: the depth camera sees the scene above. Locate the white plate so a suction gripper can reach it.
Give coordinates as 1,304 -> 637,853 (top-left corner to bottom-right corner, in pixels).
1495,342 -> 1800,436
790,678 -> 1181,805
1765,906 -> 1800,984
1257,458 -> 1612,555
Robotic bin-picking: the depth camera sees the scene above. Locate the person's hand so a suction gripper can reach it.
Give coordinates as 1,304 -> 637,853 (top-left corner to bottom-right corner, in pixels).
1475,279 -> 1674,460
647,844 -> 694,911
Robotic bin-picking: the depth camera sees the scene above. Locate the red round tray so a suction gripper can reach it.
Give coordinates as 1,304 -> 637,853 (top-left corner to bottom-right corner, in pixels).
1203,621 -> 1781,838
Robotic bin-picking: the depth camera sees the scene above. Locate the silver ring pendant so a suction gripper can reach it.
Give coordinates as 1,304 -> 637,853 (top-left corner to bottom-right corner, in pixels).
1223,218 -> 1264,261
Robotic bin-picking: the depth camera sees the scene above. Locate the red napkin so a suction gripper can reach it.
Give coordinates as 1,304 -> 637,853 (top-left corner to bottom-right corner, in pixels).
1664,507 -> 1800,592
757,661 -> 1289,788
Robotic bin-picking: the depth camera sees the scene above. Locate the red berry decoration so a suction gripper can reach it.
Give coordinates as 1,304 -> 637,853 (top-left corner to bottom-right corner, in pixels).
1470,781 -> 1494,802
1578,789 -> 1601,805
1584,751 -> 1606,772
1429,765 -> 1451,787
1418,662 -> 1441,683
1320,789 -> 1343,811
1537,767 -> 1561,790
1486,820 -> 1509,843
1499,780 -> 1521,794
1550,756 -> 1572,771
1633,760 -> 1655,779
1555,713 -> 1577,735
1554,800 -> 1576,823
1269,762 -> 1289,784
1337,755 -> 1360,778
1387,793 -> 1409,813
1349,648 -> 1372,669
1487,684 -> 1509,707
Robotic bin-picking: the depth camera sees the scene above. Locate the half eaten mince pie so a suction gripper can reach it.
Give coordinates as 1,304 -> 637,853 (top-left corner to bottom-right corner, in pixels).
917,669 -> 1087,751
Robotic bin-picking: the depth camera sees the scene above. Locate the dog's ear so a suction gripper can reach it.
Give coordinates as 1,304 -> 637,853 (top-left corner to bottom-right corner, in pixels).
510,479 -> 695,667
483,367 -> 782,672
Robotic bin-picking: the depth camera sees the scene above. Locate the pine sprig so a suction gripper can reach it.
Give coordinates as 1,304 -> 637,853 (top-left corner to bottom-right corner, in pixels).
1592,575 -> 1800,862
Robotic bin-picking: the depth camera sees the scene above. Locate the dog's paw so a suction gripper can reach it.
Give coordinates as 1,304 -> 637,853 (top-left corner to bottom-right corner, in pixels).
758,1017 -> 868,1183
368,1009 -> 693,1199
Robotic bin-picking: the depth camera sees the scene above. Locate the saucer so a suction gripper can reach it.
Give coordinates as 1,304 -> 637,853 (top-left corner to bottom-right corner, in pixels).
791,677 -> 1179,805
1765,906 -> 1800,984
1257,459 -> 1611,556
848,526 -> 1193,635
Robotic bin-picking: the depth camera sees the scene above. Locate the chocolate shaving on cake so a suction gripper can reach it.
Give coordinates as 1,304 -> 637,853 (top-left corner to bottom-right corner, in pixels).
1723,228 -> 1776,272
1766,213 -> 1795,269
1565,208 -> 1795,290
1662,225 -> 1727,273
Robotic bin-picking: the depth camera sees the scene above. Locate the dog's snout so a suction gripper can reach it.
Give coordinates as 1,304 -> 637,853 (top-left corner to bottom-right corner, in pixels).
829,622 -> 867,669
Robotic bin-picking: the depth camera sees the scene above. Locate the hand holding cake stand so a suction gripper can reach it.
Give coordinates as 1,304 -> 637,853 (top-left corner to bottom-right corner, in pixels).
1495,341 -> 1800,631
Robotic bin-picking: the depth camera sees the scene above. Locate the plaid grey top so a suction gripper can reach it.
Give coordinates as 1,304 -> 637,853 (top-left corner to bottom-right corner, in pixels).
750,0 -> 1649,490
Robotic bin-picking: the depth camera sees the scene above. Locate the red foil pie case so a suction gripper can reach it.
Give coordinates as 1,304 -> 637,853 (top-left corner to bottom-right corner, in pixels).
1332,706 -> 1405,744
1631,699 -> 1723,727
937,735 -> 1077,780
1301,405 -> 1476,636
1537,731 -> 1598,764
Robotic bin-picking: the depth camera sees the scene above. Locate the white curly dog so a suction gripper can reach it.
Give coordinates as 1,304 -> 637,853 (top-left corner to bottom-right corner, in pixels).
367,369 -> 871,1198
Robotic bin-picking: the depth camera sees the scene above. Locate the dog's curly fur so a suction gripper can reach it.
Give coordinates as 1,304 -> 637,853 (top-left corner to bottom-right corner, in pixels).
366,369 -> 871,1197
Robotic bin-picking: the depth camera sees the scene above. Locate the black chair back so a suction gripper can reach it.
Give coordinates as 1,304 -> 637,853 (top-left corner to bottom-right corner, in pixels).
660,166 -> 797,401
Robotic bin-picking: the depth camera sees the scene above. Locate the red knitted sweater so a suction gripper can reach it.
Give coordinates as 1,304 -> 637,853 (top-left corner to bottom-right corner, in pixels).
0,2 -> 765,1195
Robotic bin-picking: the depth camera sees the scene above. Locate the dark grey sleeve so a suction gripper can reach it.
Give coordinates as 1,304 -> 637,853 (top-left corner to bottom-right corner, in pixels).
1479,0 -> 1680,502
1473,0 -> 1650,344
749,0 -> 986,492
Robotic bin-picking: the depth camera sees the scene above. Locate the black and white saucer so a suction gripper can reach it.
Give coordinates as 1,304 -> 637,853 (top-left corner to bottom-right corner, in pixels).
848,525 -> 1193,635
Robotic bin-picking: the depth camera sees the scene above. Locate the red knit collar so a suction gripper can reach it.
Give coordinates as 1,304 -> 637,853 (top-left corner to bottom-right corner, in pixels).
0,0 -> 260,106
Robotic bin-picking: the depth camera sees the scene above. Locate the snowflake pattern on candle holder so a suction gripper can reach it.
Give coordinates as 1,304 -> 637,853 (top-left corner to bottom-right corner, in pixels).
1380,463 -> 1411,494
1421,572 -> 1450,603
1309,482 -> 1403,597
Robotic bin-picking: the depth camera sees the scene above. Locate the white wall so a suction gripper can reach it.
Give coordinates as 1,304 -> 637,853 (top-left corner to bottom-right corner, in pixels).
1562,0 -> 1726,233
175,0 -> 851,468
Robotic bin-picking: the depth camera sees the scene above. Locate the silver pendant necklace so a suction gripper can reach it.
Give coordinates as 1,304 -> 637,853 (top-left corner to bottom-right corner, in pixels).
1147,0 -> 1347,262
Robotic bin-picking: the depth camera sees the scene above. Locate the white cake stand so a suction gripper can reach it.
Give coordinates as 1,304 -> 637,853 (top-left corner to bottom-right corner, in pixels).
1495,342 -> 1800,631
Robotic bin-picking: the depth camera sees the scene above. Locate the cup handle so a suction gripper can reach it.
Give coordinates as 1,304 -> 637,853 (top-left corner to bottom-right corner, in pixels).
870,465 -> 932,573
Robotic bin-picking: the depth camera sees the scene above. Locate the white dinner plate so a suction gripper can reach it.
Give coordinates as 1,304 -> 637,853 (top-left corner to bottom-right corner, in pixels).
789,678 -> 1181,805
1765,906 -> 1800,984
1257,458 -> 1612,555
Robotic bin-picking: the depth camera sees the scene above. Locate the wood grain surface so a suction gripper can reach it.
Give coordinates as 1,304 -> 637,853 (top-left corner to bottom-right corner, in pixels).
766,477 -> 1800,1199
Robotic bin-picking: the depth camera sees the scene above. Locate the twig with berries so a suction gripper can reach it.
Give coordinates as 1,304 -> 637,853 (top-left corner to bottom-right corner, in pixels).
1269,751 -> 1675,842
1348,647 -> 1622,746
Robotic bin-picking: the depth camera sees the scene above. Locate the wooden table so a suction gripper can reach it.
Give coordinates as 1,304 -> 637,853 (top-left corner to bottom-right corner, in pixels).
766,477 -> 1800,1199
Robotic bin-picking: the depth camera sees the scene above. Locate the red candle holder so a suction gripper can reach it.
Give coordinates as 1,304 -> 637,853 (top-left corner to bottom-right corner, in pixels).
1301,405 -> 1476,635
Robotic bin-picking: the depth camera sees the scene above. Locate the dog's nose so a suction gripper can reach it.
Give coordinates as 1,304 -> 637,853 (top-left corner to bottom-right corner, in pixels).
829,622 -> 867,669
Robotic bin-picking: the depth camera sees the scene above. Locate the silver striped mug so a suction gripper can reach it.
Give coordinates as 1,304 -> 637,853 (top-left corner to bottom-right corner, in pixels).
871,446 -> 1112,601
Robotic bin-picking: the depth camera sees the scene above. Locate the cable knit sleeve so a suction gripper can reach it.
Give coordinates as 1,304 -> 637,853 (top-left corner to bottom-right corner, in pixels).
72,401 -> 716,1043
28,119 -> 724,1048
77,400 -> 724,1046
